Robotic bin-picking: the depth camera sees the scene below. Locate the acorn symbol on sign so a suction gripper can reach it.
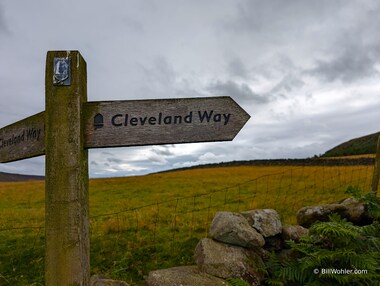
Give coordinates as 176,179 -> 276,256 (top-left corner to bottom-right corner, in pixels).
94,113 -> 104,130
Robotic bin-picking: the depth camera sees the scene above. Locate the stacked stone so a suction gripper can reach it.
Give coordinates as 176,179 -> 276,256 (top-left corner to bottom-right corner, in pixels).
94,197 -> 368,285
146,209 -> 308,286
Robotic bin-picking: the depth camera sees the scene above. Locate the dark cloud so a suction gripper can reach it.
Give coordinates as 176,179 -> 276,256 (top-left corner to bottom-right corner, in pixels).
208,80 -> 269,104
146,154 -> 167,164
150,146 -> 174,156
145,146 -> 175,164
121,16 -> 144,33
269,74 -> 304,97
227,58 -> 248,78
228,0 -> 341,36
107,157 -> 125,164
0,4 -> 10,35
309,44 -> 380,83
137,56 -> 176,97
226,0 -> 380,84
307,2 -> 380,82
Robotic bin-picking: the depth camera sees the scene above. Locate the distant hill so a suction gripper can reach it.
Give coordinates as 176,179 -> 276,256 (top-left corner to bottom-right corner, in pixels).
156,157 -> 374,174
0,172 -> 44,182
323,132 -> 380,157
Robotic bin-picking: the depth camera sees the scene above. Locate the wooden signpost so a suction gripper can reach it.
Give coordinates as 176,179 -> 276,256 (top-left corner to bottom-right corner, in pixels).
0,98 -> 250,163
0,51 -> 250,285
0,112 -> 44,163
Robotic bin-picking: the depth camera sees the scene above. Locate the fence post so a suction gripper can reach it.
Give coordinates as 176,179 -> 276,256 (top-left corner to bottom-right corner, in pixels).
45,51 -> 89,285
371,135 -> 380,195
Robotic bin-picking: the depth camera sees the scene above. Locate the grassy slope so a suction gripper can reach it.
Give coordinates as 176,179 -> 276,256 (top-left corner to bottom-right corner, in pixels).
323,131 -> 379,157
0,164 -> 375,285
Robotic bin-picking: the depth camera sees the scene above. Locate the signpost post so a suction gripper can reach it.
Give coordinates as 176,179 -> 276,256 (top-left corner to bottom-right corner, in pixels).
0,51 -> 250,285
45,51 -> 90,285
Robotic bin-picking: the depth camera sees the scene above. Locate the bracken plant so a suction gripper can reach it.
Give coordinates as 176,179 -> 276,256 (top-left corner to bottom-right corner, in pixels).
266,186 -> 380,286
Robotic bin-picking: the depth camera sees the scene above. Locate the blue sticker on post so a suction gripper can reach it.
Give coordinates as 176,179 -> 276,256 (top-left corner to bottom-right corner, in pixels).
53,58 -> 71,85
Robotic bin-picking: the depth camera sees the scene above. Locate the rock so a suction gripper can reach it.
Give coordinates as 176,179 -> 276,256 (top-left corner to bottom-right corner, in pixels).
90,275 -> 129,286
254,247 -> 271,263
296,203 -> 347,227
340,198 -> 372,225
241,209 -> 282,237
282,225 -> 309,243
296,200 -> 374,227
210,211 -> 265,248
194,238 -> 265,285
145,266 -> 228,286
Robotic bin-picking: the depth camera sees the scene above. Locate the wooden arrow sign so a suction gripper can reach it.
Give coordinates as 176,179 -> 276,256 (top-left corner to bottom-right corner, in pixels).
0,96 -> 250,163
83,96 -> 250,149
0,112 -> 45,163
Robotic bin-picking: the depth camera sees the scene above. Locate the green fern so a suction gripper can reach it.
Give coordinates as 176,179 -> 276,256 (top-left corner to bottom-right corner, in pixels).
226,277 -> 251,286
309,213 -> 361,249
266,187 -> 380,285
345,185 -> 380,220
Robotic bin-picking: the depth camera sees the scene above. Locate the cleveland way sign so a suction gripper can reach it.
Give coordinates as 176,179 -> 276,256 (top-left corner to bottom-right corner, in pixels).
83,96 -> 250,148
0,51 -> 250,286
0,97 -> 250,163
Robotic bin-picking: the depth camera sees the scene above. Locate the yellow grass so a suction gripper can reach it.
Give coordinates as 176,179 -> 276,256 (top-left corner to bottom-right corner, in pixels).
0,165 -> 374,230
0,164 -> 375,285
0,180 -> 45,229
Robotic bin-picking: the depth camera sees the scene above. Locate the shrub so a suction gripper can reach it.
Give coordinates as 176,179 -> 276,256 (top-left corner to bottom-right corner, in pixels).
266,187 -> 380,286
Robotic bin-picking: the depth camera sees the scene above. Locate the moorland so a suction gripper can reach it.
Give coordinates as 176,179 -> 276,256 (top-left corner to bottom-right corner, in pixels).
0,156 -> 375,285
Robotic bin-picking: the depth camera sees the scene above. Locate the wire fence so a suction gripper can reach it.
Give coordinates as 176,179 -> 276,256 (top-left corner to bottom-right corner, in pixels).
0,164 -> 375,284
89,165 -> 374,244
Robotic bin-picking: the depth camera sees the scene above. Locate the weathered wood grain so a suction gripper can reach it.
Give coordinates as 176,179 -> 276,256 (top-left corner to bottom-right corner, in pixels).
0,112 -> 44,163
45,50 -> 90,286
83,96 -> 250,149
0,97 -> 250,163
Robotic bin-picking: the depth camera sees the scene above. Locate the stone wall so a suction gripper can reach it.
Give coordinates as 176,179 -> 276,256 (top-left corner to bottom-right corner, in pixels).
89,197 -> 369,286
145,197 -> 369,286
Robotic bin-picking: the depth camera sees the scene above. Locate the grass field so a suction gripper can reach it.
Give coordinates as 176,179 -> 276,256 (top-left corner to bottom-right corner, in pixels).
322,153 -> 376,159
0,164 -> 375,285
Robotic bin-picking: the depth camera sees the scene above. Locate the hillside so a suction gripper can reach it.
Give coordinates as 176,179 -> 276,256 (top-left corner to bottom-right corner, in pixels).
323,131 -> 380,157
0,171 -> 44,182
157,157 -> 374,174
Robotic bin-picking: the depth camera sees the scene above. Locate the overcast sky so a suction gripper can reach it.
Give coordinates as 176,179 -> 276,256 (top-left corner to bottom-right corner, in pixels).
0,0 -> 379,177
